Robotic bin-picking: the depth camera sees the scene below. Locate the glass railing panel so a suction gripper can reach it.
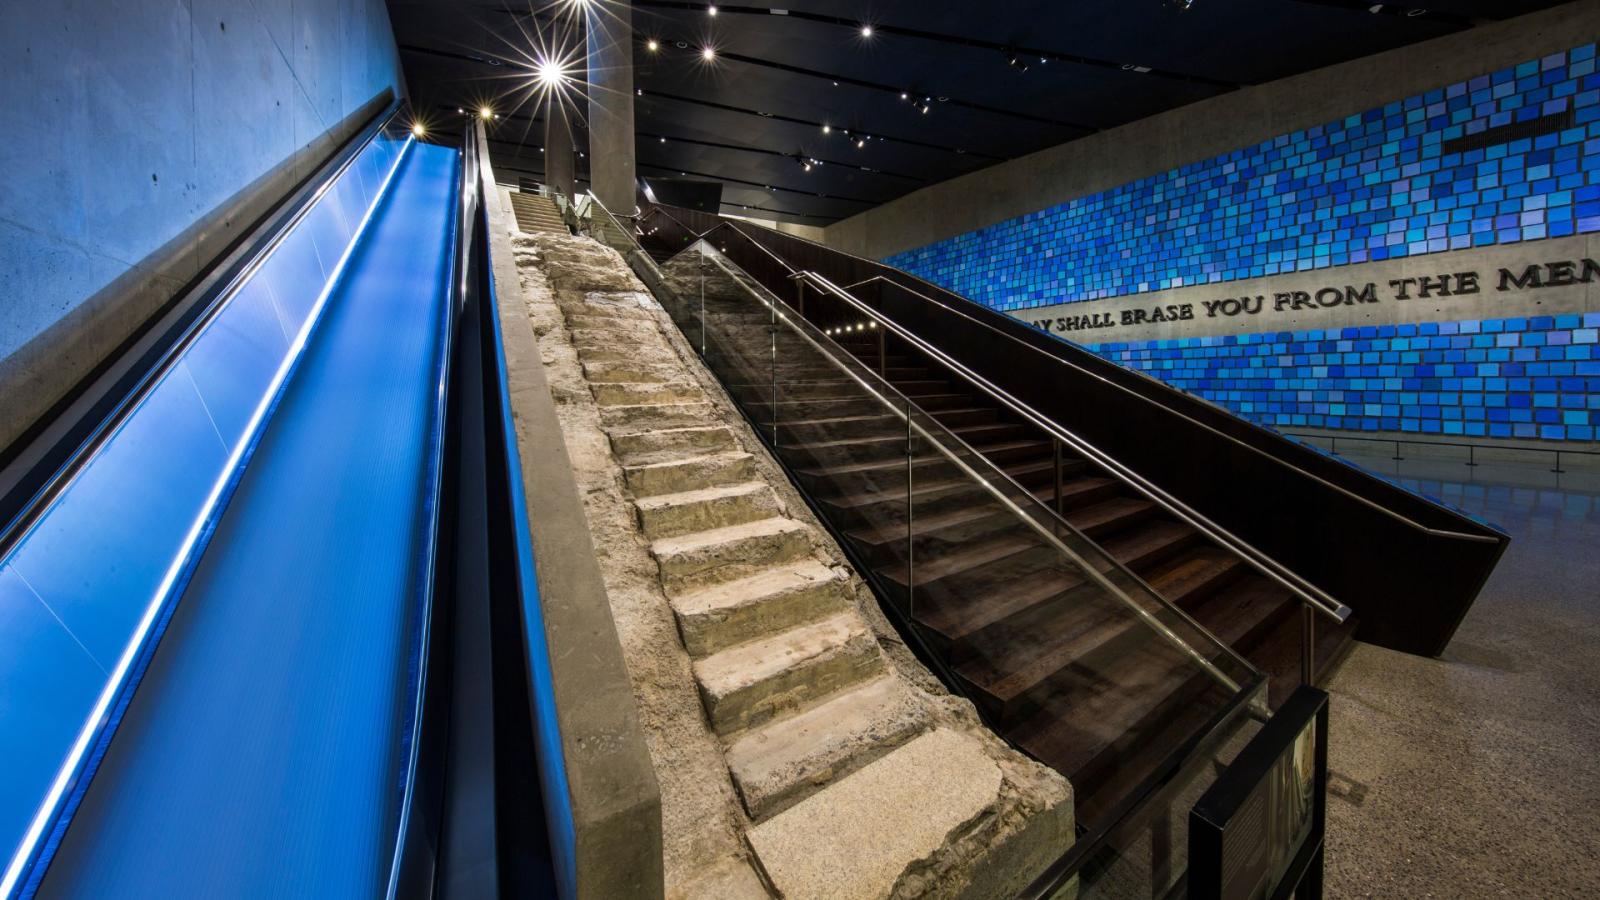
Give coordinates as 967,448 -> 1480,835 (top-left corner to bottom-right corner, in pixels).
657,237 -> 1273,885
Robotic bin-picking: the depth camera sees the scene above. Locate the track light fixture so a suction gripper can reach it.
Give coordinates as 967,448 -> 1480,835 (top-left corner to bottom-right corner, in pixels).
1005,49 -> 1030,73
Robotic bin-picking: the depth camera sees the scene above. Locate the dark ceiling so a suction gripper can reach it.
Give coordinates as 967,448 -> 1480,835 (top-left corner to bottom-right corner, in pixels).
388,0 -> 1567,225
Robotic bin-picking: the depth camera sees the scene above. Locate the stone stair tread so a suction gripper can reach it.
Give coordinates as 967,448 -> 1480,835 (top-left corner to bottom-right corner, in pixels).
622,450 -> 753,497
633,480 -> 772,514
652,516 -> 811,559
725,676 -> 928,821
669,558 -> 853,657
692,612 -> 882,734
673,559 -> 844,620
635,480 -> 779,539
745,728 -> 1002,900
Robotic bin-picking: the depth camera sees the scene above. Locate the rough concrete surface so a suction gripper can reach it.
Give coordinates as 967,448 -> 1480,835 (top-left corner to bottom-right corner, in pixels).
505,219 -> 1073,898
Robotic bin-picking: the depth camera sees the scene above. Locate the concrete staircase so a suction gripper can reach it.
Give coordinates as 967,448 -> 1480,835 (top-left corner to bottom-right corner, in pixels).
509,191 -> 568,234
512,226 -> 1073,899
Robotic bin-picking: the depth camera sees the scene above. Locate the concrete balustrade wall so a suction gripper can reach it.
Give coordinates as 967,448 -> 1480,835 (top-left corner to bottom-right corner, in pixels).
0,0 -> 404,451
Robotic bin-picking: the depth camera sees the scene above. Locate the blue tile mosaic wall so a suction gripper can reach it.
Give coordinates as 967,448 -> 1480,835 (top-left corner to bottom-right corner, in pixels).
885,43 -> 1600,312
1090,313 -> 1600,441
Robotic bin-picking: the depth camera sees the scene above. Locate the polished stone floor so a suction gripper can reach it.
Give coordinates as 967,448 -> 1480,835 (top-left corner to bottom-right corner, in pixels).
1318,450 -> 1600,898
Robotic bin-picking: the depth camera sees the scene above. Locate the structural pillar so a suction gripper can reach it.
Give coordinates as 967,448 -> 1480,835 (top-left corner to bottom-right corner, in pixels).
586,0 -> 637,216
544,102 -> 576,199
543,12 -> 579,200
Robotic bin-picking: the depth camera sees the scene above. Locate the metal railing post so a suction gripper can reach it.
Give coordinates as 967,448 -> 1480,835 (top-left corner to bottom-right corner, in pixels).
1302,603 -> 1316,685
1392,440 -> 1404,461
1553,450 -> 1566,475
1466,444 -> 1477,468
905,397 -> 915,618
1053,438 -> 1063,515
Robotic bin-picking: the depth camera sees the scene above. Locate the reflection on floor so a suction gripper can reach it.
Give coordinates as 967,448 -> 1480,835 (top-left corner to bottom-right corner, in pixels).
1319,451 -> 1600,898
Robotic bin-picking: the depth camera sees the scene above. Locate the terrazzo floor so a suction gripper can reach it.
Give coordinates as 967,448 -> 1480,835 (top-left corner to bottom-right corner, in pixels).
1318,451 -> 1600,898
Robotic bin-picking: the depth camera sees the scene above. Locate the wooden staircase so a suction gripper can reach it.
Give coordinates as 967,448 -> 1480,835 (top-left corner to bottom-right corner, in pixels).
681,278 -> 1359,831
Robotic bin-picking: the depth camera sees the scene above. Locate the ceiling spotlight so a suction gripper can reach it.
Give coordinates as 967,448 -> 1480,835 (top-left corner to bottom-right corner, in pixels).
861,24 -> 873,37
900,91 -> 909,100
1164,0 -> 1196,9
411,123 -> 426,138
822,124 -> 831,134
855,137 -> 866,149
536,59 -> 567,87
646,38 -> 660,51
1005,50 -> 1030,73
916,101 -> 931,114
659,136 -> 666,142
479,106 -> 493,119
456,107 -> 464,114
707,4 -> 717,15
701,46 -> 715,61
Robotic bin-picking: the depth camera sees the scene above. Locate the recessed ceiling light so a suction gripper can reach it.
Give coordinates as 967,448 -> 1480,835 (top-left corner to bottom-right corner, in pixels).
536,59 -> 567,87
646,38 -> 659,51
479,106 -> 493,119
822,124 -> 831,133
900,92 -> 909,100
412,123 -> 426,137
861,24 -> 873,37
659,136 -> 666,142
707,4 -> 717,15
701,46 -> 715,61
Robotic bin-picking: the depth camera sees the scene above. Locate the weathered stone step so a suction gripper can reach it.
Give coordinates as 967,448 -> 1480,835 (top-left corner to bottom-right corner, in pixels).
555,292 -> 655,320
589,381 -> 704,408
634,481 -> 780,540
599,400 -> 715,431
611,424 -> 736,463
582,359 -> 682,384
566,314 -> 660,335
692,612 -> 882,735
670,560 -> 852,657
725,676 -> 928,821
652,517 -> 814,594
745,728 -> 1004,899
623,450 -> 754,498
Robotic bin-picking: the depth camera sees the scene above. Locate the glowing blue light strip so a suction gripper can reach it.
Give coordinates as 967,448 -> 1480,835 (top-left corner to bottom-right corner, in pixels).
0,135 -> 415,900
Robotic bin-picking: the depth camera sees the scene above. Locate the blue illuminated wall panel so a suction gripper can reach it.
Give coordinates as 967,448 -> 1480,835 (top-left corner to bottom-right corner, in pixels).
880,42 -> 1600,441
1091,314 -> 1600,442
886,43 -> 1600,311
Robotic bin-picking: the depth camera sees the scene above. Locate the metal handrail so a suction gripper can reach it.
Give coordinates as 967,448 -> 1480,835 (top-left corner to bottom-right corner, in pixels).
681,219 -> 1353,623
643,205 -> 1501,551
583,191 -> 661,280
688,240 -> 1259,692
843,275 -> 1505,549
794,269 -> 1354,626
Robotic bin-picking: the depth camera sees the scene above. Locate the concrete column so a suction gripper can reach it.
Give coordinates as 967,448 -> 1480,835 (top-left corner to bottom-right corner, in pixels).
585,0 -> 637,216
542,12 -> 579,199
544,101 -> 576,199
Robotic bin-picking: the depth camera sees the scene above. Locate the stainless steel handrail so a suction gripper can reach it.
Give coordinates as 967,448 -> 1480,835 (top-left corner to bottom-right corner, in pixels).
793,269 -> 1354,626
584,191 -> 662,280
842,274 -> 1505,548
654,217 -> 1353,623
686,240 -> 1258,692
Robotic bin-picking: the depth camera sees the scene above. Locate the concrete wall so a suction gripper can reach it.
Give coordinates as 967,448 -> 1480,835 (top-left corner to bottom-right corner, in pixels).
0,0 -> 404,450
824,2 -> 1600,260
